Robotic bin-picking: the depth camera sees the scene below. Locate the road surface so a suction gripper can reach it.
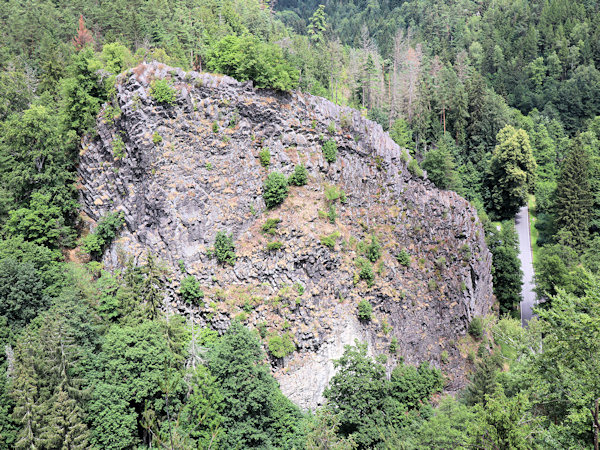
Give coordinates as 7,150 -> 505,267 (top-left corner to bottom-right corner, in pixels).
515,205 -> 536,326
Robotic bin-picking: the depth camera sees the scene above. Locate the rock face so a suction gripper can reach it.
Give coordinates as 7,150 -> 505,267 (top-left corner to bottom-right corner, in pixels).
79,62 -> 494,410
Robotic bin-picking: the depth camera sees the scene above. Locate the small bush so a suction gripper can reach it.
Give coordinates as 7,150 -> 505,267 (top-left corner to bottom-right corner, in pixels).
266,241 -> 283,251
288,164 -> 308,186
325,185 -> 346,203
468,316 -> 484,339
259,148 -> 271,167
461,244 -> 472,261
294,282 -> 305,295
112,137 -> 125,159
213,231 -> 236,265
441,350 -> 449,364
322,139 -> 338,163
356,257 -> 375,287
150,79 -> 176,105
327,204 -> 337,223
389,337 -> 398,353
263,172 -> 289,208
152,132 -> 163,144
408,158 -> 423,177
428,279 -> 438,291
82,211 -> 125,259
261,218 -> 281,235
435,256 -> 447,271
179,275 -> 204,306
268,333 -> 295,358
396,249 -> 411,267
212,121 -> 219,133
320,231 -> 340,249
327,121 -> 336,134
366,234 -> 382,263
357,300 -> 372,321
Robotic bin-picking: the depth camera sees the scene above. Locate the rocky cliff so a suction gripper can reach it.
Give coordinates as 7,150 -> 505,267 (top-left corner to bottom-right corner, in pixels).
78,62 -> 494,409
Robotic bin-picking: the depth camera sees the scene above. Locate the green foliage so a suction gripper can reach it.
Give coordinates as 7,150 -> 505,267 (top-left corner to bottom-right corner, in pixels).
322,139 -> 338,163
82,211 -> 125,259
179,275 -> 204,305
262,172 -> 289,208
320,231 -> 340,249
487,221 -> 523,314
468,317 -> 484,339
206,35 -> 299,91
60,47 -> 106,134
389,118 -> 413,151
408,158 -> 423,177
324,341 -> 442,447
179,366 -> 224,448
288,163 -> 308,186
324,185 -> 346,203
396,249 -> 411,267
327,121 -> 336,134
259,148 -> 271,167
212,121 -> 219,133
365,234 -> 381,263
212,231 -> 236,265
88,319 -> 187,448
207,322 -> 303,447
554,140 -> 593,250
422,138 -> 462,191
485,126 -> 537,219
152,132 -> 162,144
267,333 -> 295,358
261,218 -> 281,235
266,241 -> 283,251
6,192 -> 75,249
112,136 -> 125,159
0,259 -> 48,328
149,78 -> 176,105
356,257 -> 374,287
357,300 -> 372,322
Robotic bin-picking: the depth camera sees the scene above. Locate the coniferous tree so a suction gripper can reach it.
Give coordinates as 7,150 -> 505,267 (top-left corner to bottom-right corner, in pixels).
554,140 -> 593,251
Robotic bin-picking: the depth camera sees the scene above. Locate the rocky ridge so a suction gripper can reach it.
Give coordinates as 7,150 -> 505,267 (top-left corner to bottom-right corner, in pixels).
78,62 -> 494,409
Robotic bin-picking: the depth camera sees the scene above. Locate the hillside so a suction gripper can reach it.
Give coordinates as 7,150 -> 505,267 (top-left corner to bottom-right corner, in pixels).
78,62 -> 493,408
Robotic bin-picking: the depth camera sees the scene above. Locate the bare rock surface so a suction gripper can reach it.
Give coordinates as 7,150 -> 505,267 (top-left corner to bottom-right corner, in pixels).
79,62 -> 494,409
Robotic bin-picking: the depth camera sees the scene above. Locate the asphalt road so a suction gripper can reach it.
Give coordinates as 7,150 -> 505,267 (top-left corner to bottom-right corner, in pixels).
515,205 -> 536,326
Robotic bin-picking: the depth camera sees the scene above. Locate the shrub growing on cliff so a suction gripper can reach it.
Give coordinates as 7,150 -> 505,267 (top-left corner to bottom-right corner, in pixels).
261,218 -> 281,235
288,164 -> 307,186
356,257 -> 375,287
205,35 -> 299,91
322,139 -> 338,163
212,231 -> 236,265
357,300 -> 372,321
396,249 -> 411,267
179,275 -> 204,305
150,79 -> 176,105
82,211 -> 125,259
469,317 -> 484,339
408,158 -> 423,177
259,148 -> 271,167
267,332 -> 295,358
366,234 -> 382,263
263,172 -> 289,208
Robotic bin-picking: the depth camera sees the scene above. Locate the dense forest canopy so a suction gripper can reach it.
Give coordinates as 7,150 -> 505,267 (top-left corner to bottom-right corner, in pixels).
0,0 -> 599,448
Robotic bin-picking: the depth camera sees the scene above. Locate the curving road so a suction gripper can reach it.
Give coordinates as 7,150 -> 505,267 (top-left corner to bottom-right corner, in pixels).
515,205 -> 536,327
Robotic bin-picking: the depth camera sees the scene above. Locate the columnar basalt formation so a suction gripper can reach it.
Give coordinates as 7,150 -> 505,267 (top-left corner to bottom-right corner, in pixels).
79,62 -> 494,409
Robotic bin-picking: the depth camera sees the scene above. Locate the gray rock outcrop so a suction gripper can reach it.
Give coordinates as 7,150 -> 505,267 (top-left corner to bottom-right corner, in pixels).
78,62 -> 494,409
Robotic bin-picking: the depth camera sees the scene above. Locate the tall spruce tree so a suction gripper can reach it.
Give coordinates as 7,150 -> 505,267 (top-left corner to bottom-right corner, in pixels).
554,140 -> 593,251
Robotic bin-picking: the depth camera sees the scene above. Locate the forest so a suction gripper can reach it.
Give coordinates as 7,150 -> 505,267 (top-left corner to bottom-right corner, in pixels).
0,0 -> 599,448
